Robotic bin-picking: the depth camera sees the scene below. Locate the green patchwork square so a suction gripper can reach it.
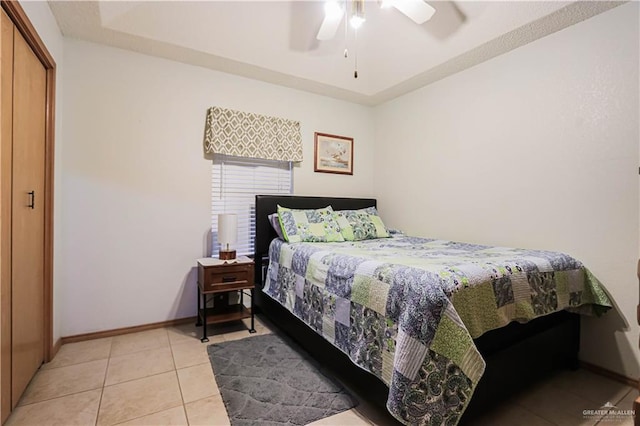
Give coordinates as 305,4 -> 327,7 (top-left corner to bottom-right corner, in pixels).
451,283 -> 501,338
431,315 -> 471,363
555,270 -> 569,295
322,317 -> 335,342
514,300 -> 536,320
308,223 -> 325,235
368,280 -> 390,315
580,270 -> 609,307
351,276 -> 372,306
292,210 -> 308,223
305,257 -> 328,287
279,245 -> 294,269
555,272 -> 569,309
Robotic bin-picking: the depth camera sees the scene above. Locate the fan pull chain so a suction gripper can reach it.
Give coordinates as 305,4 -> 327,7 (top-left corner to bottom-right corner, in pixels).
350,0 -> 363,78
354,29 -> 358,78
343,0 -> 349,58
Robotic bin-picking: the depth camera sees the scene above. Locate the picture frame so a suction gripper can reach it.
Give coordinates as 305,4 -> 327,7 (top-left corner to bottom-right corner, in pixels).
314,132 -> 354,175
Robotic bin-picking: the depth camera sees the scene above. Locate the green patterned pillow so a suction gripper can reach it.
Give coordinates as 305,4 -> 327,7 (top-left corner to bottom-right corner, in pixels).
277,205 -> 345,243
333,207 -> 390,241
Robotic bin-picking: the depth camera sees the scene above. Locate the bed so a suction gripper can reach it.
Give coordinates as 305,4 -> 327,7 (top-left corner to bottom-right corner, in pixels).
253,195 -> 611,425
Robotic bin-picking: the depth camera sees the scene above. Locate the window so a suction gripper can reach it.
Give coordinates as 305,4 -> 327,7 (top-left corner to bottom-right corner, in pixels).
211,154 -> 292,256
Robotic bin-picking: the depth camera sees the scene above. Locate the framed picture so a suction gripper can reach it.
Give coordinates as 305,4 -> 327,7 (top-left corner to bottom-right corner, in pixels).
314,132 -> 354,175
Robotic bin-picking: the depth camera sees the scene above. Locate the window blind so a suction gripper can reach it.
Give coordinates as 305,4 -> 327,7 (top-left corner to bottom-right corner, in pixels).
211,155 -> 292,256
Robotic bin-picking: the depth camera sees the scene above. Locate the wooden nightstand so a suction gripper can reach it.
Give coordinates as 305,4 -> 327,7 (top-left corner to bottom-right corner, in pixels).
196,256 -> 256,342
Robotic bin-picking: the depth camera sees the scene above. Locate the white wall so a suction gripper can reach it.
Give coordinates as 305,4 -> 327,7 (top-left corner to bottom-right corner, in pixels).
374,3 -> 639,378
20,1 -> 64,343
60,39 -> 374,336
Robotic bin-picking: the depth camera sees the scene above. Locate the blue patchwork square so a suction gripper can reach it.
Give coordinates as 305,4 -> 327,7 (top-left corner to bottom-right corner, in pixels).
335,297 -> 351,326
295,276 -> 304,298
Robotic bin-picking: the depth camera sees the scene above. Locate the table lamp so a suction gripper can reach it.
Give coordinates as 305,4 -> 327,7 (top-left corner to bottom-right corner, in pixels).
217,213 -> 237,260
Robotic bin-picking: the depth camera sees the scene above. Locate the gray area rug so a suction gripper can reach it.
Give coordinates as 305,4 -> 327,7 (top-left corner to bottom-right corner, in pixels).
207,333 -> 357,426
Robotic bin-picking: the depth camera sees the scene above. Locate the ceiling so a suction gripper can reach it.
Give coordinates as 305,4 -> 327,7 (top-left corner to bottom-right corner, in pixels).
48,1 -> 622,106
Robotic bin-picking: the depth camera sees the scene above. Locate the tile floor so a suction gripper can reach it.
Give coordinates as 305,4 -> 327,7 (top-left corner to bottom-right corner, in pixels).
6,316 -> 638,426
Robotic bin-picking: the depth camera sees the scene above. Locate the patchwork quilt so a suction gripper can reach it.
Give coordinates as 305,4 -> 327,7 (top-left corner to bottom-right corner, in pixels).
263,234 -> 612,426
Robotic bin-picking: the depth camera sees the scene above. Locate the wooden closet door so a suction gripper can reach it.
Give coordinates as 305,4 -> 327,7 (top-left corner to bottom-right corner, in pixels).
10,24 -> 46,405
1,9 -> 15,420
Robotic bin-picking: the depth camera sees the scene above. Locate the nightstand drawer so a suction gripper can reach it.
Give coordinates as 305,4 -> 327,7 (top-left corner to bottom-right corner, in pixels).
200,263 -> 254,293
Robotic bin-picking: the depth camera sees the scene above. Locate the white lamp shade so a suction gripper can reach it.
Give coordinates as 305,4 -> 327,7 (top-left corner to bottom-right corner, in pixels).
217,214 -> 238,245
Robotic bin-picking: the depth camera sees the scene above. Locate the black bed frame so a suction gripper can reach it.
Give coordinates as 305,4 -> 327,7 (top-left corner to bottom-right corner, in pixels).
253,195 -> 580,423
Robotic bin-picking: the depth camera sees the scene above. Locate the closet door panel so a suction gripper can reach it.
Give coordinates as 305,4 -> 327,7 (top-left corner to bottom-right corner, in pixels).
10,26 -> 46,406
1,9 -> 15,421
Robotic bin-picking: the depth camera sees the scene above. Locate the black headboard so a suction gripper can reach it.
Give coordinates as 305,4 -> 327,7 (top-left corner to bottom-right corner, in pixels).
253,195 -> 376,287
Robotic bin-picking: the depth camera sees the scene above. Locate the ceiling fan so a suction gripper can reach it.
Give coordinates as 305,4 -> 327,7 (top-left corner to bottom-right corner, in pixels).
317,0 -> 437,41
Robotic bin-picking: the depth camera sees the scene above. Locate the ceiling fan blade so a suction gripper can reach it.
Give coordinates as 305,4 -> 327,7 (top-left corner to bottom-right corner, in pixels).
316,13 -> 343,40
392,0 -> 436,25
421,1 -> 465,40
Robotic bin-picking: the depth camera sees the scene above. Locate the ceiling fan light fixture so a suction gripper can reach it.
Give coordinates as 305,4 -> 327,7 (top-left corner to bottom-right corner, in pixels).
350,0 -> 366,29
324,1 -> 343,20
349,15 -> 365,29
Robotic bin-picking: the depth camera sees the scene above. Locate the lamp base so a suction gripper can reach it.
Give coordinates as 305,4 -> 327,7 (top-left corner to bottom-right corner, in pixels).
219,249 -> 236,261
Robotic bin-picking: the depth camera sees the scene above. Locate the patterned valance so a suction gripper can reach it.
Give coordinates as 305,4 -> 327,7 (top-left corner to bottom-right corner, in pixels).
204,107 -> 303,162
